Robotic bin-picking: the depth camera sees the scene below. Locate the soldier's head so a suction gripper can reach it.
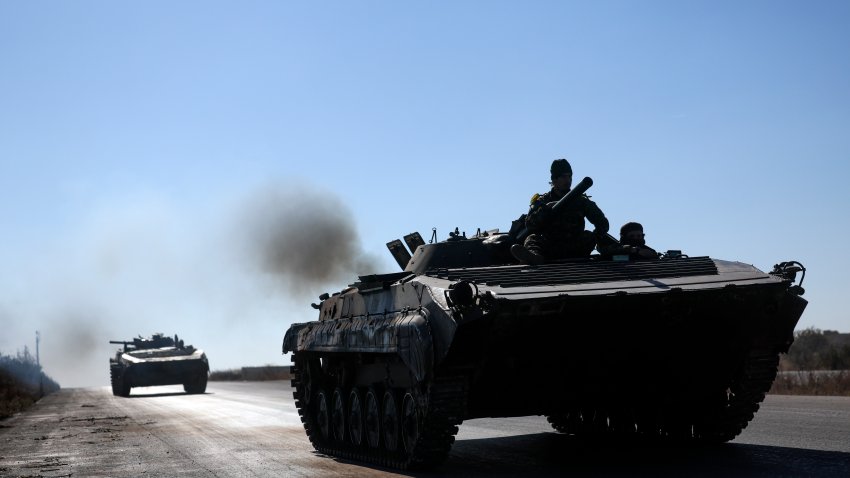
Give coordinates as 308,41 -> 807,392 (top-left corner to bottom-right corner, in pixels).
550,158 -> 573,190
620,222 -> 646,247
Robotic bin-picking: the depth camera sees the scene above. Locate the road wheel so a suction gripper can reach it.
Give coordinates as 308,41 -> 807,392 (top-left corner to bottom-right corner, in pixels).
316,390 -> 330,440
348,388 -> 364,446
636,407 -> 662,438
183,373 -> 208,394
609,408 -> 637,437
331,387 -> 346,442
547,410 -> 580,435
401,391 -> 420,455
365,387 -> 381,449
382,389 -> 399,452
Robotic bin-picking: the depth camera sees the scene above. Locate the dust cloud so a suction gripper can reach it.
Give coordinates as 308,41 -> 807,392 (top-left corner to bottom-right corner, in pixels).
2,179 -> 383,388
38,304 -> 110,388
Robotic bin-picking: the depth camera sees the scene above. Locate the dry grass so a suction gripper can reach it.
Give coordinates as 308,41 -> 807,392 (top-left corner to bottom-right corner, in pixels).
0,355 -> 61,419
769,370 -> 850,396
0,383 -> 37,419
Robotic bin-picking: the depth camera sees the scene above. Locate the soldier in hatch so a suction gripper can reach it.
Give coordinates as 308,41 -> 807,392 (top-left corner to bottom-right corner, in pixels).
511,158 -> 610,265
619,221 -> 659,260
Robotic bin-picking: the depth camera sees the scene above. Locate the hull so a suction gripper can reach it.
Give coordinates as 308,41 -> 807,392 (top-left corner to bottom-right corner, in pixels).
109,347 -> 209,396
437,258 -> 805,419
283,255 -> 807,468
119,354 -> 209,388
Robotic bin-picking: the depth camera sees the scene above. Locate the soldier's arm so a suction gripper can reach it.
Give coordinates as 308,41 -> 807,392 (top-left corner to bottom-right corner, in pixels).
637,245 -> 660,259
583,197 -> 609,236
525,193 -> 549,232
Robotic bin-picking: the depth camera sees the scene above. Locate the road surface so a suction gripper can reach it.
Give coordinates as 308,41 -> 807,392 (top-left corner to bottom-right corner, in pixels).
1,381 -> 848,477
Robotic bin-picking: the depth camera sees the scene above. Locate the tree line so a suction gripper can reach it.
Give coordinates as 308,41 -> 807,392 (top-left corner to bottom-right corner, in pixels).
781,328 -> 850,371
0,347 -> 60,419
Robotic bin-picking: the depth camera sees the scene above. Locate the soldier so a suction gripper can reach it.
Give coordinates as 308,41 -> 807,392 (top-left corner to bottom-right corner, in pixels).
511,159 -> 609,265
620,222 -> 659,260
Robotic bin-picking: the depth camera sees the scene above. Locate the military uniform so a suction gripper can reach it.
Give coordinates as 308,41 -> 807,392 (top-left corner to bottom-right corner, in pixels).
618,221 -> 659,260
631,244 -> 659,260
522,188 -> 609,260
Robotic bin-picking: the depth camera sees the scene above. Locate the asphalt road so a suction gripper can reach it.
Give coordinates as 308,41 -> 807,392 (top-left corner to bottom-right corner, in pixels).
1,381 -> 848,477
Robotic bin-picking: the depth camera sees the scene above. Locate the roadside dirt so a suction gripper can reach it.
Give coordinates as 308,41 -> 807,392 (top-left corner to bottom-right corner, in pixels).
0,383 -> 398,477
0,388 -> 150,478
3,384 -> 850,477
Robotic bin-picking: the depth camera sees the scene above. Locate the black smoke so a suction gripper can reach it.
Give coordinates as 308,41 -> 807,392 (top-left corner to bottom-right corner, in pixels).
238,182 -> 381,299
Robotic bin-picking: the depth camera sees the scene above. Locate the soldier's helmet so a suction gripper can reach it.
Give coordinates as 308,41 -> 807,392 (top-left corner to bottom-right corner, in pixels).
550,158 -> 572,180
620,222 -> 644,237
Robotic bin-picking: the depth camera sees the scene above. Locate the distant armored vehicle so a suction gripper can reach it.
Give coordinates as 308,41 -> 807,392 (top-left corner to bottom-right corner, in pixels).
282,178 -> 808,469
109,333 -> 209,397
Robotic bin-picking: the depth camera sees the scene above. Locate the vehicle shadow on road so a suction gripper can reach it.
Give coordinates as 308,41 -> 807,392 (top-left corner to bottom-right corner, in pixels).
127,392 -> 210,398
401,433 -> 850,478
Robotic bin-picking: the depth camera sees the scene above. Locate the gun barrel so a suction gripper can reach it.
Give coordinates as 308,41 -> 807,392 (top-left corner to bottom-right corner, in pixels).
109,340 -> 132,345
515,176 -> 594,242
551,176 -> 593,212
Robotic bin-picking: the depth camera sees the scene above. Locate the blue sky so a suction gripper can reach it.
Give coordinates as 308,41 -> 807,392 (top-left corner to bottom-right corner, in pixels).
1,1 -> 848,387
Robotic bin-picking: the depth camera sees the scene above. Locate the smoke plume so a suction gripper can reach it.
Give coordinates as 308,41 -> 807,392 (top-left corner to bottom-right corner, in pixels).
237,182 -> 381,299
2,179 -> 384,388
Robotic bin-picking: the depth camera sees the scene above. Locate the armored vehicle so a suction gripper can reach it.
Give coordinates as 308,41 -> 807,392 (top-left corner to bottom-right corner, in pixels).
282,178 -> 808,469
109,333 -> 209,397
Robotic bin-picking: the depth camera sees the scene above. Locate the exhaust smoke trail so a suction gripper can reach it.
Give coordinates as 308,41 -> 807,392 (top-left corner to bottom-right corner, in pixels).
238,182 -> 381,299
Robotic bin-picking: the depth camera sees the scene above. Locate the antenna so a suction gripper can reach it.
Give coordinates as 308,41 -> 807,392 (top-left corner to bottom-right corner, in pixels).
36,330 -> 43,397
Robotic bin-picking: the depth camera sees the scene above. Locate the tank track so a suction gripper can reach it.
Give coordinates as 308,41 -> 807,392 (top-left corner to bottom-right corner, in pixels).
693,352 -> 780,442
109,365 -> 130,397
546,352 -> 780,442
291,359 -> 467,470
